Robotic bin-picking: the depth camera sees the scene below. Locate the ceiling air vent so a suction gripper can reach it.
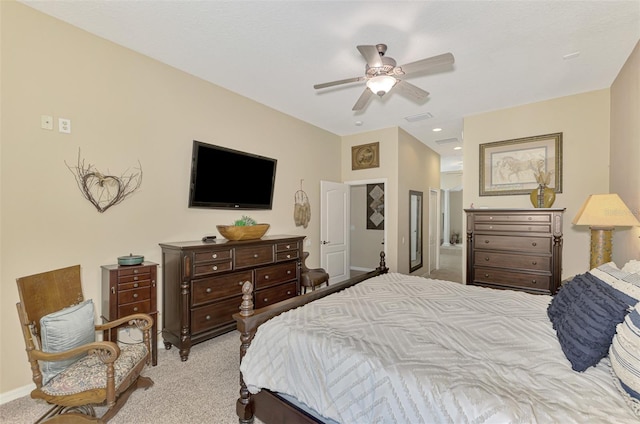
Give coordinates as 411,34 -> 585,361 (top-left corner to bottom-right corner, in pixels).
404,112 -> 433,123
435,138 -> 459,145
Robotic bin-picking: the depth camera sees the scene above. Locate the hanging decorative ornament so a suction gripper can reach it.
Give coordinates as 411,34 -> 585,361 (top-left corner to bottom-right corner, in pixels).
294,180 -> 311,228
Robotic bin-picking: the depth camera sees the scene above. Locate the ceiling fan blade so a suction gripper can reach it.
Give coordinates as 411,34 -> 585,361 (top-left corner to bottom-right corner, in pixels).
352,88 -> 373,111
394,80 -> 430,100
396,52 -> 455,75
314,76 -> 365,89
357,45 -> 383,68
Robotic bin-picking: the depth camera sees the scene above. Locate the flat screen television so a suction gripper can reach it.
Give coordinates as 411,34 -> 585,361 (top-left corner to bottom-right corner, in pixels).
188,140 -> 277,210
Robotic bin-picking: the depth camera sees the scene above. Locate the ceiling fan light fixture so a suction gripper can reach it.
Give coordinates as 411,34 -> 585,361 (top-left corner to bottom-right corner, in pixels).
366,75 -> 397,96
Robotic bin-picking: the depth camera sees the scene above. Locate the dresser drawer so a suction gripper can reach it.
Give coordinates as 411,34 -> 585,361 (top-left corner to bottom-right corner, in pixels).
255,281 -> 297,308
118,279 -> 151,291
117,266 -> 153,278
474,223 -> 552,233
474,235 -> 551,254
118,286 -> 151,304
191,295 -> 241,335
474,214 -> 551,223
235,245 -> 274,268
473,251 -> 550,272
276,250 -> 299,262
191,271 -> 252,306
118,272 -> 151,284
255,262 -> 297,289
194,249 -> 232,264
473,266 -> 550,291
276,241 -> 299,252
118,300 -> 151,316
193,261 -> 233,277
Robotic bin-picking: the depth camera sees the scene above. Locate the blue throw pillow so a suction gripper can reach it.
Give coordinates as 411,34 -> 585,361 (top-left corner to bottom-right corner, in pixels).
40,300 -> 95,384
547,273 -> 635,372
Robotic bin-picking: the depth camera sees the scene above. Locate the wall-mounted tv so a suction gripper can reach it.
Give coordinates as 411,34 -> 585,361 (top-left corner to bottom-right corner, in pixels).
188,140 -> 277,210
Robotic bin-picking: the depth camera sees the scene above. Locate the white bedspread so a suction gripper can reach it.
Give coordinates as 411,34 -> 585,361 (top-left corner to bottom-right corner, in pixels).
240,273 -> 639,423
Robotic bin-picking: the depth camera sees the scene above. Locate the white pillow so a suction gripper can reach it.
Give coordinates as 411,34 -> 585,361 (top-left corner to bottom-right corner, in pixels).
40,300 -> 95,384
589,262 -> 640,302
610,302 -> 640,417
622,260 -> 640,274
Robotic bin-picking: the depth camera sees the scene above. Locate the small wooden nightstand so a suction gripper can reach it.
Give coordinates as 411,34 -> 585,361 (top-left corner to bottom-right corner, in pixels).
101,262 -> 158,366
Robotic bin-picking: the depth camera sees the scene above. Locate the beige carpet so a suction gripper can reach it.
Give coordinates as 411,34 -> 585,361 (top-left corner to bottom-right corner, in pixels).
0,331 -> 263,424
427,245 -> 463,283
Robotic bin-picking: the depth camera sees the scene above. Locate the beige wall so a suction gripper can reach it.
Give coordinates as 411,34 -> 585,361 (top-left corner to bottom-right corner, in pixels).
342,127 -> 399,271
397,128 -> 440,275
463,89 -> 612,279
1,2 -> 343,396
610,40 -> 640,264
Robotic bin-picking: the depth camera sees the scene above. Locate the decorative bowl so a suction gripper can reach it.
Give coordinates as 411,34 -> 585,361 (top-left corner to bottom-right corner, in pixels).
118,254 -> 144,266
216,223 -> 270,241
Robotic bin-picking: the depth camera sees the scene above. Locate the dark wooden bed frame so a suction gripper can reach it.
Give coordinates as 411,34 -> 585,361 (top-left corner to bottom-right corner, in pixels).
233,252 -> 388,424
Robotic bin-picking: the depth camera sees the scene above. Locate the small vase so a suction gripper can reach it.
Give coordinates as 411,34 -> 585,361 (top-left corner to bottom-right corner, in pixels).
530,185 -> 556,208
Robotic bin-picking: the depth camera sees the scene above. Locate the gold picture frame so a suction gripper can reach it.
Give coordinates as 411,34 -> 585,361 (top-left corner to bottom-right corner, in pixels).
479,133 -> 562,196
351,142 -> 380,170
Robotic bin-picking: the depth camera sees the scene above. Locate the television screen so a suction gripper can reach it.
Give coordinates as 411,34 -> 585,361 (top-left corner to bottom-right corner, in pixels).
188,141 -> 277,210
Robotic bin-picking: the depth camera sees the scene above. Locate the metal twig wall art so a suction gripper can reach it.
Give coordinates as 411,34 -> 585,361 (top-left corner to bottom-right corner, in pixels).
66,149 -> 143,213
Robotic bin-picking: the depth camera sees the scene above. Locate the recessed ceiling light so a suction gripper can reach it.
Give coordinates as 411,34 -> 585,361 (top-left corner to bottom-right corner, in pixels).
453,146 -> 462,150
355,121 -> 363,126
432,127 -> 442,132
563,51 -> 580,60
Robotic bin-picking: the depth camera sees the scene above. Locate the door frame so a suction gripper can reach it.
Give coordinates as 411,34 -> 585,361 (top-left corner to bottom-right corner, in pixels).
345,178 -> 388,272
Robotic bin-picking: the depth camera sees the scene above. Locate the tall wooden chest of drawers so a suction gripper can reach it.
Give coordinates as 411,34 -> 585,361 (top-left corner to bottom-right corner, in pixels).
159,235 -> 303,361
465,209 -> 564,295
101,262 -> 158,365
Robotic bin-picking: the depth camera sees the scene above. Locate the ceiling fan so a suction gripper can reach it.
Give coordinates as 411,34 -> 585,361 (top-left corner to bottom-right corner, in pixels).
313,44 -> 454,111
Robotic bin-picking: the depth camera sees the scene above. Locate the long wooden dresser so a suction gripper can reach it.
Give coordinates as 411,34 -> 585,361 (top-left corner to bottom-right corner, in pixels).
465,208 -> 564,295
159,235 -> 303,361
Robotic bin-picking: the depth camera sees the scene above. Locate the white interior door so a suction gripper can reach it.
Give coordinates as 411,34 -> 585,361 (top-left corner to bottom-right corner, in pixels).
320,180 -> 350,284
429,189 -> 438,272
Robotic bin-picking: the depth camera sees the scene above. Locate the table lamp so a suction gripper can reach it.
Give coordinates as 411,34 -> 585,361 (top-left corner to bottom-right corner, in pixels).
572,193 -> 640,269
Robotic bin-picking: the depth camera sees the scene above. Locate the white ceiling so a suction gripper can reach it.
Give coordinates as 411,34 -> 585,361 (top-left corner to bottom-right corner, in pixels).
20,1 -> 640,172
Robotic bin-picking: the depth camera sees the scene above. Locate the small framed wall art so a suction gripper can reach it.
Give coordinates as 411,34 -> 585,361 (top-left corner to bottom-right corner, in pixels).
352,142 -> 380,170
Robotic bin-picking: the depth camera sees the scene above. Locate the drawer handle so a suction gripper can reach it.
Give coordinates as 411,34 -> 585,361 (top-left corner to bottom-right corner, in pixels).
484,273 -> 490,278
133,276 -> 139,281
134,269 -> 139,274
484,240 -> 490,244
287,270 -> 291,274
212,265 -> 218,271
253,254 -> 259,258
488,225 -> 493,229
206,287 -> 212,293
286,244 -> 291,249
489,216 -> 493,220
263,298 -> 268,303
264,275 -> 270,280
286,291 -> 292,295
532,261 -> 537,265
133,293 -> 138,298
205,315 -> 211,320
212,253 -> 217,259
484,257 -> 490,261
237,281 -> 243,286
531,279 -> 537,284
133,307 -> 138,312
532,242 -> 537,247
111,286 -> 115,295
528,217 -> 532,220
133,283 -> 139,288
286,254 -> 291,259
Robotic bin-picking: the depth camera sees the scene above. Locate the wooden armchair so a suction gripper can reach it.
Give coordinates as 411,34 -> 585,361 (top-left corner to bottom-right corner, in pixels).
16,265 -> 154,423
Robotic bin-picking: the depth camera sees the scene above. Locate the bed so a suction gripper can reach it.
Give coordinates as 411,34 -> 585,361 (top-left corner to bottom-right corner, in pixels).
234,255 -> 640,424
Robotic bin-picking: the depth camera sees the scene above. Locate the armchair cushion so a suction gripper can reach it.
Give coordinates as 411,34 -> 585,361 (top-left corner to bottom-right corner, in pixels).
40,300 -> 95,384
42,343 -> 148,396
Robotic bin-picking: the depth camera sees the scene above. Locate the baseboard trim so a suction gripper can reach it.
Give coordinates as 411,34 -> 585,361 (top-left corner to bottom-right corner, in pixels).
0,384 -> 34,405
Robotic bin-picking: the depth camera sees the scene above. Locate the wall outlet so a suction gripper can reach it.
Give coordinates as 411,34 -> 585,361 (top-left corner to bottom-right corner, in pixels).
58,118 -> 71,133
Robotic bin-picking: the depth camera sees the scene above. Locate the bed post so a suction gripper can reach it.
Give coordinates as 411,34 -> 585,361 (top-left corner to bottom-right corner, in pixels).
237,281 -> 255,424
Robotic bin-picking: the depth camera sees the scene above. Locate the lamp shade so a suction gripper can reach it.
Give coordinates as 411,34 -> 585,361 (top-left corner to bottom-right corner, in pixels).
366,75 -> 397,96
572,194 -> 640,228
